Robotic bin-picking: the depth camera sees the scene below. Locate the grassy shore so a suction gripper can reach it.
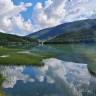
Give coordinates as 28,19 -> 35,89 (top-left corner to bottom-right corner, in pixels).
82,54 -> 96,75
0,46 -> 57,96
0,46 -> 56,66
0,74 -> 5,96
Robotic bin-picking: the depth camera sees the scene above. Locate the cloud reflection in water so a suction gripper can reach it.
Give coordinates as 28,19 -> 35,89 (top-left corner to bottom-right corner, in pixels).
0,58 -> 96,96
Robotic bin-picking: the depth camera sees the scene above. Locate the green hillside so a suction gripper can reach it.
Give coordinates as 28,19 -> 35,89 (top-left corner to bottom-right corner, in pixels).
45,26 -> 96,44
27,19 -> 96,40
0,32 -> 38,45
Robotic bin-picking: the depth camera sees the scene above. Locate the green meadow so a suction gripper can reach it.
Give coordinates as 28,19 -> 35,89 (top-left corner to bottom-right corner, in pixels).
0,46 -> 56,66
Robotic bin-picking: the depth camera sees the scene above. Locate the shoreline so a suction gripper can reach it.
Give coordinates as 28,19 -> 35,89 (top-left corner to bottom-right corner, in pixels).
0,74 -> 5,96
82,54 -> 96,76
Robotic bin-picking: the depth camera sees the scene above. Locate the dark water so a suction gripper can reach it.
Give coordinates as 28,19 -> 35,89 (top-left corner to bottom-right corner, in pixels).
1,44 -> 96,96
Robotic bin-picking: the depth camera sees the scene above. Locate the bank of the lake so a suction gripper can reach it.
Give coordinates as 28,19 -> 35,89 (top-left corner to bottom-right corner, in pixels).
1,45 -> 95,75
0,46 -> 56,66
82,54 -> 96,75
0,74 -> 5,96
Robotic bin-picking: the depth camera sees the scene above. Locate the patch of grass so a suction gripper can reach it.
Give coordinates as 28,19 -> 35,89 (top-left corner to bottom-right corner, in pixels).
0,54 -> 43,66
0,47 -> 21,55
0,46 -> 56,66
82,54 -> 96,75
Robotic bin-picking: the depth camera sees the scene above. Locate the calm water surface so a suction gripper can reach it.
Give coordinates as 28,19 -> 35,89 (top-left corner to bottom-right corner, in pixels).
1,44 -> 96,96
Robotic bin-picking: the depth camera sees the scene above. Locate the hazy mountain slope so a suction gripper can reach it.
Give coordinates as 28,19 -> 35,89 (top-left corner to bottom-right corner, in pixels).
44,26 -> 96,44
0,32 -> 38,45
27,19 -> 96,40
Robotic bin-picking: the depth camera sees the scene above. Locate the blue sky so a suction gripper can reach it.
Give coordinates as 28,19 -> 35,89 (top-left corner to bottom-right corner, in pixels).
12,0 -> 45,21
0,0 -> 96,36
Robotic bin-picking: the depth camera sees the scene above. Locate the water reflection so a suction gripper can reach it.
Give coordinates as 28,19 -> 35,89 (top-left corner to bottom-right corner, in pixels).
28,44 -> 96,63
0,58 -> 96,96
0,66 -> 35,88
42,59 -> 96,96
49,43 -> 96,54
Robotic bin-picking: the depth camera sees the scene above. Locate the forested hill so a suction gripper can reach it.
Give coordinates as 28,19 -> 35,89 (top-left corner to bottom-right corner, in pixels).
0,32 -> 38,45
27,19 -> 96,40
44,26 -> 96,44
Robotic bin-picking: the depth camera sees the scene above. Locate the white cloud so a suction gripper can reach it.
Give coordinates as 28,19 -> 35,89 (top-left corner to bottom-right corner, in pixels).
64,0 -> 96,22
65,7 -> 86,22
12,15 -> 33,32
0,29 -> 5,33
0,0 -> 33,35
72,0 -> 88,6
68,7 -> 85,15
0,0 -> 96,35
86,9 -> 96,19
32,0 -> 66,29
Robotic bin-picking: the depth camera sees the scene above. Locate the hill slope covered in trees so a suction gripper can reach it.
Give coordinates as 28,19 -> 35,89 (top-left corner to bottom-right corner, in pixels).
45,26 -> 96,44
0,32 -> 38,45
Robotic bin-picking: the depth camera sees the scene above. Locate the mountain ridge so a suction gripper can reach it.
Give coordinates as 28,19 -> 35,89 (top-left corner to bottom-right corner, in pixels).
27,19 -> 96,40
44,26 -> 96,44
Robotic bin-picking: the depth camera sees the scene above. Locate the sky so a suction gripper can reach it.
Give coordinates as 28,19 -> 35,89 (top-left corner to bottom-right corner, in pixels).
0,0 -> 96,36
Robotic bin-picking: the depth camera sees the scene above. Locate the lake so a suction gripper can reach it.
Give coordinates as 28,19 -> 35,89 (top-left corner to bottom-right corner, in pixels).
0,44 -> 96,96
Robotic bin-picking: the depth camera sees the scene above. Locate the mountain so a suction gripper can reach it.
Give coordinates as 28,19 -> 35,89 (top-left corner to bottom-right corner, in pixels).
27,19 -> 96,40
44,26 -> 96,44
0,32 -> 38,45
